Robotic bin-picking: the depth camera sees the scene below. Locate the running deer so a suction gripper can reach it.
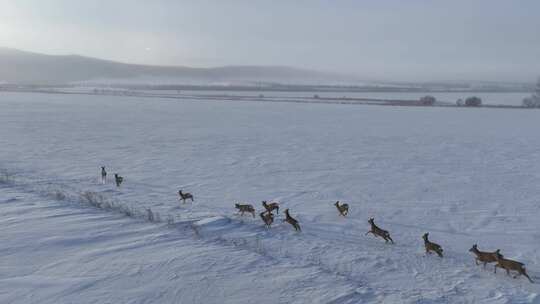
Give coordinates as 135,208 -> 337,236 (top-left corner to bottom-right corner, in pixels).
422,233 -> 443,257
334,201 -> 349,216
178,190 -> 194,203
494,251 -> 533,283
284,209 -> 301,231
114,173 -> 123,187
365,218 -> 394,243
101,166 -> 107,184
235,203 -> 255,217
260,211 -> 274,228
468,244 -> 499,269
262,201 -> 279,214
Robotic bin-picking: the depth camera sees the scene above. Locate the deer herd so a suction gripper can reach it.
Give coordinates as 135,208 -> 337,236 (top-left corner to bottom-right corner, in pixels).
231,198 -> 532,283
101,167 -> 534,283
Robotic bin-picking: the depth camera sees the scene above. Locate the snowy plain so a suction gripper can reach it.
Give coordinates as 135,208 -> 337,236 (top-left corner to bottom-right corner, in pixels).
171,90 -> 531,106
59,87 -> 531,106
1,91 -> 540,303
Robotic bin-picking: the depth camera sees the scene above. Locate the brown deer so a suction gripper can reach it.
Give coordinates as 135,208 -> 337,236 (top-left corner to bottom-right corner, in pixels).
494,251 -> 533,283
468,244 -> 499,269
284,209 -> 301,231
334,201 -> 349,216
235,203 -> 255,217
178,190 -> 194,203
422,233 -> 443,257
114,173 -> 123,187
262,201 -> 279,214
365,218 -> 394,243
101,166 -> 107,184
260,211 -> 274,228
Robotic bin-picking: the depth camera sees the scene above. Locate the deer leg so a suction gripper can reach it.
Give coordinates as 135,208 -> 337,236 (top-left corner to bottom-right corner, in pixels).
506,268 -> 511,276
365,230 -> 372,236
522,270 -> 534,283
494,265 -> 498,273
387,236 -> 394,244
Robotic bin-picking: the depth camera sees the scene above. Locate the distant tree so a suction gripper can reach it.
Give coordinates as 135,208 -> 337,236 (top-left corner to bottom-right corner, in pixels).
456,99 -> 464,106
465,96 -> 482,107
313,94 -> 319,99
420,95 -> 436,106
522,77 -> 540,108
522,96 -> 539,108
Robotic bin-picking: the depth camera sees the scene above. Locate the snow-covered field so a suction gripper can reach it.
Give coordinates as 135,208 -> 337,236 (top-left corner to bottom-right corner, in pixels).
172,90 -> 530,106
1,91 -> 540,303
55,87 -> 531,106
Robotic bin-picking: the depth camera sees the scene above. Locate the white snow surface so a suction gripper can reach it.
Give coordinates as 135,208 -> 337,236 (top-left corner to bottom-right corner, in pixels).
1,91 -> 540,303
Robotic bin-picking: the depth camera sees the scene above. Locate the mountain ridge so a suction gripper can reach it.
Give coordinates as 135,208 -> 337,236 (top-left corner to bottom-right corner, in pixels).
0,47 -> 350,85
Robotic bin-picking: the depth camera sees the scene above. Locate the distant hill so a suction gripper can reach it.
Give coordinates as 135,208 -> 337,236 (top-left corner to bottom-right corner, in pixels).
0,48 -> 351,85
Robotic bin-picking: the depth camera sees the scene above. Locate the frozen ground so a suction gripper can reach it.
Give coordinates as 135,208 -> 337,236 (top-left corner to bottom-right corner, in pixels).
1,91 -> 540,303
0,188 -> 361,304
52,87 -> 532,105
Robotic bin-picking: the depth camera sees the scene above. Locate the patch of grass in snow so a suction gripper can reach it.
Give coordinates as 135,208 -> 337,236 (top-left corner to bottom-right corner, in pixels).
0,169 -> 14,184
78,191 -> 163,223
47,189 -> 67,201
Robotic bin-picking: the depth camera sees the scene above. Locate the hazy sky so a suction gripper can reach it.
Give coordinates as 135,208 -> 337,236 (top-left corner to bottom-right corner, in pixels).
0,0 -> 539,82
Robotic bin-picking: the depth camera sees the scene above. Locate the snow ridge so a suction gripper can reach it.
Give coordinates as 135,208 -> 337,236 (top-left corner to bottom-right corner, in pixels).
1,167 -> 539,303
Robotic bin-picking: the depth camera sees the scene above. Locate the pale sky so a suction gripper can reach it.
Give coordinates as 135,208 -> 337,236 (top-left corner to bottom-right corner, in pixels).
0,0 -> 539,82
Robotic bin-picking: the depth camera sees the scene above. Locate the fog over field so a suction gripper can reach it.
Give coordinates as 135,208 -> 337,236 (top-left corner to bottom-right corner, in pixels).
1,1 -> 540,304
1,1 -> 540,83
